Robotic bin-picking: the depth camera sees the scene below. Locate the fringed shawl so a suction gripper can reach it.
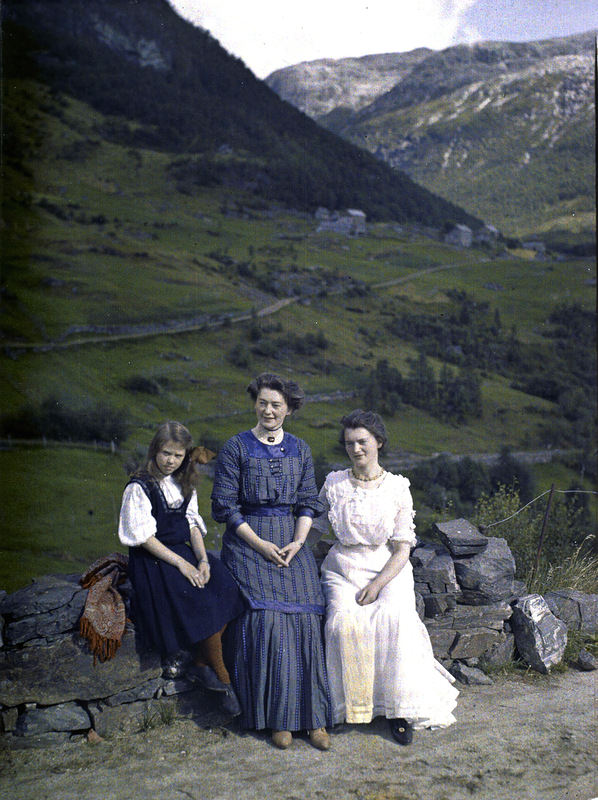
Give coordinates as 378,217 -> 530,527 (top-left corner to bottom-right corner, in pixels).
79,552 -> 129,663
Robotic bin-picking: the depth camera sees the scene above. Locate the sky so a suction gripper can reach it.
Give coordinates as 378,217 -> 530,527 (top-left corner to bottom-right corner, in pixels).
168,0 -> 598,78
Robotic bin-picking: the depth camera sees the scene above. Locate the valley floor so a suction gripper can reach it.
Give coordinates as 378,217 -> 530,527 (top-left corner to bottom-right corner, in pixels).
2,671 -> 596,800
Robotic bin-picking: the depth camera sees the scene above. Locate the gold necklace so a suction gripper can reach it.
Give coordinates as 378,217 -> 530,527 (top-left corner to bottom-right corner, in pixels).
351,467 -> 384,482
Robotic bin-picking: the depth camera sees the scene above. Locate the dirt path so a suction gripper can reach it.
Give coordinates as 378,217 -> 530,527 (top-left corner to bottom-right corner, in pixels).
2,262 -> 465,352
2,671 -> 596,800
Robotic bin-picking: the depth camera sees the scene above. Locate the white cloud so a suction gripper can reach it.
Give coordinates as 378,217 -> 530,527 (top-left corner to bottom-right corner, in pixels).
169,0 -> 481,77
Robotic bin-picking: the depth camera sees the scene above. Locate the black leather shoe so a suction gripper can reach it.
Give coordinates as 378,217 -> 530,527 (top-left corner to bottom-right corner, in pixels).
389,718 -> 413,745
220,685 -> 241,717
187,664 -> 228,692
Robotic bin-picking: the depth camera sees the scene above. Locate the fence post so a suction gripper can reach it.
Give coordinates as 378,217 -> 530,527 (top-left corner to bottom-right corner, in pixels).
530,483 -> 555,586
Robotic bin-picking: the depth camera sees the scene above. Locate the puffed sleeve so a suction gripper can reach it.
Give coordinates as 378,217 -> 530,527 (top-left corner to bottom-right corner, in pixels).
118,483 -> 157,546
186,489 -> 207,535
307,483 -> 330,542
211,436 -> 245,530
389,476 -> 417,546
294,439 -> 325,519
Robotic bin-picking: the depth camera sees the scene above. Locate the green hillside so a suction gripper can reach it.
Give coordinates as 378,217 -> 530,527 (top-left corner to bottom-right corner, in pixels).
1,74 -> 595,592
2,0 -> 479,228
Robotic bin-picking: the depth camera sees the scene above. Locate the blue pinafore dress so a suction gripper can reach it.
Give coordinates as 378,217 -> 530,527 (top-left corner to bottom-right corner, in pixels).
126,474 -> 244,656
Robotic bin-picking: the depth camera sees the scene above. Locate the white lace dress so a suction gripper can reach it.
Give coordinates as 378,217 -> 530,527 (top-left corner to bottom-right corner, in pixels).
314,469 -> 458,728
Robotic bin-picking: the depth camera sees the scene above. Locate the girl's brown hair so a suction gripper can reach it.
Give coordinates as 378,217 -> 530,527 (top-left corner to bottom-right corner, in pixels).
136,421 -> 194,496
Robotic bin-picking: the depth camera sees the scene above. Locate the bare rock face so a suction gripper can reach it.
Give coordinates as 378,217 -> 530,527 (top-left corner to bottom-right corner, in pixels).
0,632 -> 162,706
0,574 -> 82,619
265,50 -> 431,118
479,633 -> 516,669
511,594 -> 568,673
453,538 -> 516,605
544,589 -> 598,633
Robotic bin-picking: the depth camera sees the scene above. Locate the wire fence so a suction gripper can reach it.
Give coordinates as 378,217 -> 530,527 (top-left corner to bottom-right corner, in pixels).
482,488 -> 598,531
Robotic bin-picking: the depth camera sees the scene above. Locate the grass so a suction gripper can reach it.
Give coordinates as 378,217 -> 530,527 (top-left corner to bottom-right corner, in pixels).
1,79 -> 595,594
0,446 -> 127,592
528,537 -> 598,595
138,701 -> 177,732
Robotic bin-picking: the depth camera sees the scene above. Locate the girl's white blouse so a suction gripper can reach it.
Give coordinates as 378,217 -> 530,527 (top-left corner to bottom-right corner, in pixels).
313,469 -> 416,547
118,474 -> 206,546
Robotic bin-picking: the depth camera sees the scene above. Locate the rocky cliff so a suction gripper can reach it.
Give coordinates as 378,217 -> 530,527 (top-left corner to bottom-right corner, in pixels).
266,32 -> 596,248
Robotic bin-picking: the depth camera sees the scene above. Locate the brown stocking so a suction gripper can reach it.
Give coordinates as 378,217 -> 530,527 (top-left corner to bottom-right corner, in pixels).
192,625 -> 230,685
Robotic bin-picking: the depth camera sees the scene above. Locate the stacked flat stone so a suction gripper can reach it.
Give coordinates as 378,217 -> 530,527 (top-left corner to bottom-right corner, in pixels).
0,573 -> 227,747
1,521 -> 596,745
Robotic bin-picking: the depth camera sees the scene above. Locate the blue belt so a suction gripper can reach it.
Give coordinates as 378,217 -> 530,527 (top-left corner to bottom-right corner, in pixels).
241,504 -> 292,517
246,597 -> 325,615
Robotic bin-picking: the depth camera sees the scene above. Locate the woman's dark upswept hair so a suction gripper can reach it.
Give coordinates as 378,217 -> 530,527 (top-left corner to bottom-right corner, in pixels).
246,372 -> 305,412
339,409 -> 388,451
135,420 -> 194,496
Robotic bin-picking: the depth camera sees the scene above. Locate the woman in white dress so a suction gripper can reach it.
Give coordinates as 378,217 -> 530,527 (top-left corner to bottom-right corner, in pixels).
311,410 -> 458,744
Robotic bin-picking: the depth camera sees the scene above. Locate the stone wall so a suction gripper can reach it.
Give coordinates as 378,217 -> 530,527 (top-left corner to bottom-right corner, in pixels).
2,518 -> 597,746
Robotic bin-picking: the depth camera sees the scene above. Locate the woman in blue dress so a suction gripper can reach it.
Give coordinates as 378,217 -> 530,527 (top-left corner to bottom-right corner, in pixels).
119,421 -> 245,716
211,374 -> 332,750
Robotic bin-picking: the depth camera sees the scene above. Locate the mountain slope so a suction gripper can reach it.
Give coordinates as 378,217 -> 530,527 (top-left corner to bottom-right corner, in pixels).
266,49 -> 432,119
265,33 -> 596,248
1,0 -> 479,228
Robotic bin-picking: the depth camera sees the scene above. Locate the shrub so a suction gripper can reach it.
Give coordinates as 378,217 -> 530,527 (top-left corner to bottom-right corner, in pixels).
228,343 -> 252,369
0,396 -> 129,444
473,485 -> 595,587
121,375 -> 169,395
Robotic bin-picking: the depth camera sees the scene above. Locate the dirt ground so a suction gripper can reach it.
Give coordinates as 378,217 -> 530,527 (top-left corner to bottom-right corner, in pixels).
1,670 -> 596,800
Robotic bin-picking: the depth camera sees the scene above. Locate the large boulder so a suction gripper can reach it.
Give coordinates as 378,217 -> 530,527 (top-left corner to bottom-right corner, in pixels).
435,519 -> 489,557
511,594 -> 567,673
544,589 -> 598,633
453,537 -> 516,604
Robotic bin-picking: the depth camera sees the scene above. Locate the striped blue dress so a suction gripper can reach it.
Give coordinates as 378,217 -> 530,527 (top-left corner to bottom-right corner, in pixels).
211,430 -> 332,732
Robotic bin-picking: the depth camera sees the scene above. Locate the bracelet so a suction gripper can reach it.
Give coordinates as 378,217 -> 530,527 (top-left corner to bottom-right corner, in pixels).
200,559 -> 209,564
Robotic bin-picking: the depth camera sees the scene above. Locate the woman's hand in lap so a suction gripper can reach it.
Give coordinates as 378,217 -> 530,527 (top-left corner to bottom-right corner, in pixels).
257,540 -> 288,567
279,541 -> 302,566
356,581 -> 382,605
178,559 -> 209,588
197,559 -> 211,586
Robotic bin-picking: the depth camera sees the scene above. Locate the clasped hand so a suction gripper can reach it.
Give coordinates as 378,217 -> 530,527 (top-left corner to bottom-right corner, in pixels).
179,559 -> 210,588
259,540 -> 301,567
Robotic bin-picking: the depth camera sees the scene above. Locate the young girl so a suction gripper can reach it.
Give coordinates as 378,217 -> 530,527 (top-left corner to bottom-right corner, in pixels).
118,420 -> 244,715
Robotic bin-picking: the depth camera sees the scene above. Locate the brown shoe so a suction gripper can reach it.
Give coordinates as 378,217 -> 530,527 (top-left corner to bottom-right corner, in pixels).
272,730 -> 292,749
308,727 -> 330,751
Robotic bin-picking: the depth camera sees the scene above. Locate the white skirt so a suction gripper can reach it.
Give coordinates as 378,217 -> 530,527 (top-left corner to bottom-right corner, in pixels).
321,542 -> 459,728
